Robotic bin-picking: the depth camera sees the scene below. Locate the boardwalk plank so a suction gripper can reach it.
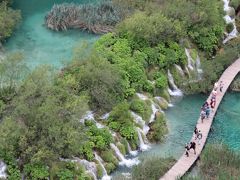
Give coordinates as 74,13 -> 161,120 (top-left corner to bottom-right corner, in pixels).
160,58 -> 240,180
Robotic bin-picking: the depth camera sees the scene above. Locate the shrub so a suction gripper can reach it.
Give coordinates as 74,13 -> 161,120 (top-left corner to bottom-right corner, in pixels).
147,112 -> 168,142
132,156 -> 176,180
105,163 -> 116,174
130,99 -> 152,121
100,150 -> 119,166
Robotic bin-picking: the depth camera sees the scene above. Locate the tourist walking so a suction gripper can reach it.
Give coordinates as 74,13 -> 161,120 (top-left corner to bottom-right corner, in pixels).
210,98 -> 216,109
196,130 -> 202,145
200,109 -> 206,123
220,81 -> 224,92
185,141 -> 196,156
205,105 -> 211,118
194,127 -> 198,140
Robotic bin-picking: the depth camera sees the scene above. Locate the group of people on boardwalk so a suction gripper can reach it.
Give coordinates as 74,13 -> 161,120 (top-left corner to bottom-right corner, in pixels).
185,81 -> 224,157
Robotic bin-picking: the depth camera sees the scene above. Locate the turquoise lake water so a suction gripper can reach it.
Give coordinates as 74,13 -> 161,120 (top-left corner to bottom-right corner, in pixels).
5,0 -> 99,68
113,92 -> 240,177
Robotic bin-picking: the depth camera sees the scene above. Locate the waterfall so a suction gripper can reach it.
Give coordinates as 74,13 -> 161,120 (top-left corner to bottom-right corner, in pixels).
0,161 -> 7,179
174,64 -> 185,76
131,111 -> 150,135
80,111 -> 94,123
136,93 -> 148,101
126,142 -> 138,156
137,128 -> 150,151
101,113 -> 110,120
74,158 -> 97,180
167,70 -> 183,96
185,48 -> 194,71
149,103 -> 158,123
110,143 -> 140,167
195,55 -> 203,80
223,0 -> 238,44
94,153 -> 111,180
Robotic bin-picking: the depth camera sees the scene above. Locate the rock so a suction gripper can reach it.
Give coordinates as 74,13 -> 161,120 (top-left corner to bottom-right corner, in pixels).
154,97 -> 169,110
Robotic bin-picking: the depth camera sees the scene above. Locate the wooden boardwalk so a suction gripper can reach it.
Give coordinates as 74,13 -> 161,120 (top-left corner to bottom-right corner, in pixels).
160,58 -> 240,180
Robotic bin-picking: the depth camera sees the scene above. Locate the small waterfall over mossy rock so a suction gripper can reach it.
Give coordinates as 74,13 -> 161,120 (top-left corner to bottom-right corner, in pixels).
110,143 -> 140,167
185,48 -> 194,71
137,128 -> 150,151
174,64 -> 185,77
167,70 -> 183,96
0,161 -> 7,179
94,153 -> 111,180
127,142 -> 138,156
195,55 -> 203,80
74,158 -> 98,180
131,111 -> 150,135
223,0 -> 238,43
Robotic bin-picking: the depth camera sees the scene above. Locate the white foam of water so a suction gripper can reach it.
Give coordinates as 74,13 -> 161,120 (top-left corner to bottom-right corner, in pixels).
167,70 -> 183,96
0,161 -> 7,179
94,153 -> 111,180
74,158 -> 97,180
168,103 -> 174,107
80,111 -> 94,123
137,128 -> 150,151
101,113 -> 110,120
174,64 -> 185,76
110,143 -> 140,167
195,56 -> 203,80
136,93 -> 148,101
131,111 -> 150,135
121,172 -> 131,179
185,48 -> 194,71
127,142 -> 138,156
149,103 -> 158,123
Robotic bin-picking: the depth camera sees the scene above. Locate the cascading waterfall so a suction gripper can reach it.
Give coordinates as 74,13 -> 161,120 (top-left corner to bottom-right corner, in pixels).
174,64 -> 185,77
137,128 -> 150,151
126,142 -> 138,156
80,111 -> 104,129
94,153 -> 111,180
0,161 -> 7,179
131,111 -> 150,135
110,143 -> 140,167
185,48 -> 194,71
136,93 -> 148,101
223,0 -> 238,43
167,70 -> 183,96
101,113 -> 110,120
149,103 -> 159,123
74,158 -> 98,180
195,55 -> 203,80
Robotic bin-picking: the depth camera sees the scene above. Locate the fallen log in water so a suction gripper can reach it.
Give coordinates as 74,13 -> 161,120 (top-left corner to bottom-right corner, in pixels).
45,2 -> 128,34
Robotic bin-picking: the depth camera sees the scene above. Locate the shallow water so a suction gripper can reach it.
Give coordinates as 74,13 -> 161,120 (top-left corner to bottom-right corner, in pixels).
208,92 -> 240,150
5,0 -> 99,68
112,92 -> 240,178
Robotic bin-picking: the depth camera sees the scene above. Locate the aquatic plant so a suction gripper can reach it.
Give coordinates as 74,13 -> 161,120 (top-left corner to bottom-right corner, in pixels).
45,1 -> 130,34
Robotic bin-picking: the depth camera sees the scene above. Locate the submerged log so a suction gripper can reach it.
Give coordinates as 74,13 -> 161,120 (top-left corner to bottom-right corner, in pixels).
45,2 -> 129,34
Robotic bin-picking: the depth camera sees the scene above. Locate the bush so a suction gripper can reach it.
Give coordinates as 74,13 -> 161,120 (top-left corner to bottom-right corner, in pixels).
132,156 -> 176,180
100,150 -> 119,166
105,163 -> 116,174
147,112 -> 168,142
130,99 -> 152,121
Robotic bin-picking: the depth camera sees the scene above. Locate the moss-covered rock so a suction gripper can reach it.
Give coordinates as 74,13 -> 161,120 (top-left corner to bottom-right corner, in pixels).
105,162 -> 116,174
154,96 -> 168,110
100,149 -> 119,166
226,23 -> 234,33
130,98 -> 152,121
96,164 -> 103,179
116,142 -> 126,155
147,111 -> 168,142
156,89 -> 170,102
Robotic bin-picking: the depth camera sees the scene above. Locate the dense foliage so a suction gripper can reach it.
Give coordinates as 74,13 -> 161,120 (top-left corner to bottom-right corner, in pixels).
0,1 -> 21,41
